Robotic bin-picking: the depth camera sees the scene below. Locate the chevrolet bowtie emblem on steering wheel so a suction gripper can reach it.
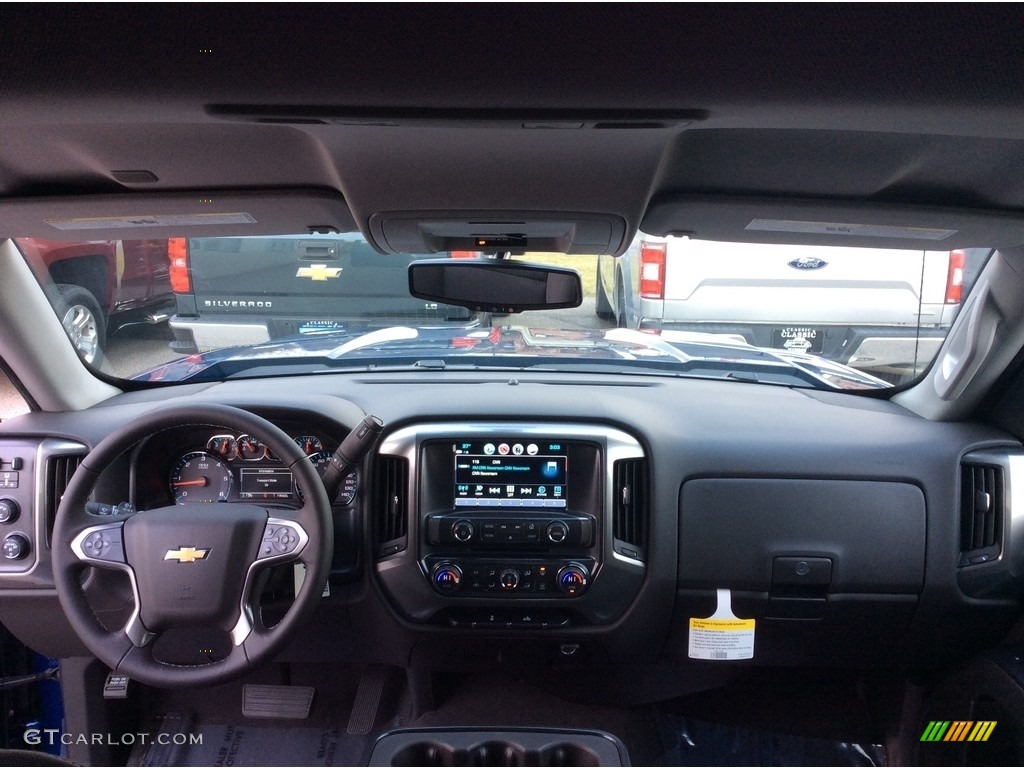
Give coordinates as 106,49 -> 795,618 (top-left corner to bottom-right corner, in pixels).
164,547 -> 210,563
295,264 -> 343,281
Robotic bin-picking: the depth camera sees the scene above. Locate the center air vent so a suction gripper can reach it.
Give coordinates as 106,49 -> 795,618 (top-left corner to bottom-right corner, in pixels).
375,456 -> 408,557
959,462 -> 1004,567
612,458 -> 647,561
44,453 -> 85,546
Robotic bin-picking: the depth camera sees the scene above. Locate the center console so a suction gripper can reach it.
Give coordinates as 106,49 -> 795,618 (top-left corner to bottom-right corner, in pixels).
373,423 -> 647,629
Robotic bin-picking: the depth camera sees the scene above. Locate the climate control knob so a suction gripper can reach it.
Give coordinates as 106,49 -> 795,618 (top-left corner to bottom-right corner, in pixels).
556,563 -> 589,596
431,562 -> 463,594
2,534 -> 30,561
499,568 -> 521,590
546,521 -> 569,543
0,499 -> 19,525
452,520 -> 475,542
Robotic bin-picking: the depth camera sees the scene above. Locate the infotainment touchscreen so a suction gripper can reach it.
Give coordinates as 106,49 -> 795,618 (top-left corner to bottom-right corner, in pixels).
453,439 -> 567,508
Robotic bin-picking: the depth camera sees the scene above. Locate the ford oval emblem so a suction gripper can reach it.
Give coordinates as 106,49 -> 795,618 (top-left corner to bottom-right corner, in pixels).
788,257 -> 828,270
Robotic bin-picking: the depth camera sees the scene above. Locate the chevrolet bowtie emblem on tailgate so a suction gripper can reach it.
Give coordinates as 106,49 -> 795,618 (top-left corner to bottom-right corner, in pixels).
296,264 -> 343,281
164,547 -> 210,563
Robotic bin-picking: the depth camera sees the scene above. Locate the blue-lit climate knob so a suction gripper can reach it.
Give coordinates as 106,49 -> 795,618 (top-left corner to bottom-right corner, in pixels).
557,563 -> 589,596
432,562 -> 463,594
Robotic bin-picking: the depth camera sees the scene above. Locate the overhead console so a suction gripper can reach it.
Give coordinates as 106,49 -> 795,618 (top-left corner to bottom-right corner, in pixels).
367,211 -> 629,256
373,423 -> 647,630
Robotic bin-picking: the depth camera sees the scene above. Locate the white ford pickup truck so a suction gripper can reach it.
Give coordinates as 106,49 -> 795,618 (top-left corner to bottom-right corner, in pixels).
596,235 -> 986,378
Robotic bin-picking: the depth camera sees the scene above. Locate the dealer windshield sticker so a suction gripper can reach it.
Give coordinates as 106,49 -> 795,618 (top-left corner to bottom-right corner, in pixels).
745,218 -> 957,241
688,588 -> 755,661
45,212 -> 257,230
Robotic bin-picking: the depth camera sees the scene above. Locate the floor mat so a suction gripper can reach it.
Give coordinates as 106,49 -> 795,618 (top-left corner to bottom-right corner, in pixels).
129,714 -> 369,767
653,716 -> 886,766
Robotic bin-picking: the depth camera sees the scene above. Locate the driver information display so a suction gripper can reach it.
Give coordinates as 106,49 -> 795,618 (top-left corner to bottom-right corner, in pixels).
453,439 -> 567,508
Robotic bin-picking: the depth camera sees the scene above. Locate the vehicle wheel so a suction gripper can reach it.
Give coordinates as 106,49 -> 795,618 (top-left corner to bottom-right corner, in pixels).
595,272 -> 614,319
615,275 -> 629,328
52,284 -> 106,365
50,404 -> 333,688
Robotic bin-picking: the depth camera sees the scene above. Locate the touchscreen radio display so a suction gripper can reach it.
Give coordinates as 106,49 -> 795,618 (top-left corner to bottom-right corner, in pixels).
453,439 -> 567,508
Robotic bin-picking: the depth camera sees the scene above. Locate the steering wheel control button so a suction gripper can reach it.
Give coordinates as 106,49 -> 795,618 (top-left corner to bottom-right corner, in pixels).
432,563 -> 463,594
557,564 -> 589,596
2,534 -> 30,561
259,522 -> 304,560
81,529 -> 126,562
0,498 -> 19,524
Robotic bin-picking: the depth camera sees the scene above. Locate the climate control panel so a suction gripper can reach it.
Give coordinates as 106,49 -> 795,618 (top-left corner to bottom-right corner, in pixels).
427,557 -> 594,598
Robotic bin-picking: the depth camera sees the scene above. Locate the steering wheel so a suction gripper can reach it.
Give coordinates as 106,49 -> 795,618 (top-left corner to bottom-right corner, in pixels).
51,404 -> 333,688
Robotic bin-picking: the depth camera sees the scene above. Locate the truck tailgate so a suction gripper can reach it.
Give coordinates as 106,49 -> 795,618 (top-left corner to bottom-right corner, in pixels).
661,239 -> 948,326
186,235 -> 467,321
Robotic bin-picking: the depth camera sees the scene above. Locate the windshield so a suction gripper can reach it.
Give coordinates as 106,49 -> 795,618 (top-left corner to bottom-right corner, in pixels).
13,234 -> 990,391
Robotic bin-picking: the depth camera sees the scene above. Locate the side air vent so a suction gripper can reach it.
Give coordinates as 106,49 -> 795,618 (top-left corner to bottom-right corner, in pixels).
612,458 -> 647,561
44,453 -> 85,546
959,462 -> 1004,567
375,456 -> 409,557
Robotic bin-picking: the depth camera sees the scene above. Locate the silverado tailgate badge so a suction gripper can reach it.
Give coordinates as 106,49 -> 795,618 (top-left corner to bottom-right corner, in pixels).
164,546 -> 210,563
787,257 -> 828,270
296,264 -> 343,281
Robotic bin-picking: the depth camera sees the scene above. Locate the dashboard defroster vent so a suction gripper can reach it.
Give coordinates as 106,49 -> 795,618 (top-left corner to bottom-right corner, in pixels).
375,456 -> 408,557
612,458 -> 647,561
959,462 -> 1004,567
44,453 -> 84,546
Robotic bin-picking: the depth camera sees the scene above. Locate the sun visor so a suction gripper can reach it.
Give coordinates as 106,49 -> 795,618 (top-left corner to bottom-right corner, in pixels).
0,189 -> 355,240
368,212 -> 628,255
642,195 -> 1024,249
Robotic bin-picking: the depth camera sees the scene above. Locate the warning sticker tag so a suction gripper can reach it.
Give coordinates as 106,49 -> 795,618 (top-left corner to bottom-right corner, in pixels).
688,588 -> 755,661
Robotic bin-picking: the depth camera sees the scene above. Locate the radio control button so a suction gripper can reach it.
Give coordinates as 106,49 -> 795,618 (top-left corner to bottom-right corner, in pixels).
546,521 -> 569,543
452,520 -> 475,542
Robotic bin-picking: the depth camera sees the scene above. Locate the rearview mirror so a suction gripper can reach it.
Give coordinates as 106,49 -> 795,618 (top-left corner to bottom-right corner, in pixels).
408,259 -> 583,313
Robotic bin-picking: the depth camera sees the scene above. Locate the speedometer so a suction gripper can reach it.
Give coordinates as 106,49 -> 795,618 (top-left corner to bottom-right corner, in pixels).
295,451 -> 360,505
170,452 -> 233,503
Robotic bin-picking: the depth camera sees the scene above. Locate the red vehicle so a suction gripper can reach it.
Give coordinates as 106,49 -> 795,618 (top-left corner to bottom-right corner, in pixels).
13,238 -> 173,364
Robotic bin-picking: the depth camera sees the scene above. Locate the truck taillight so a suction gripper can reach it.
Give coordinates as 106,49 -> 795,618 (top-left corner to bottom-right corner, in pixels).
168,237 -> 191,293
639,241 -> 667,299
946,249 -> 965,304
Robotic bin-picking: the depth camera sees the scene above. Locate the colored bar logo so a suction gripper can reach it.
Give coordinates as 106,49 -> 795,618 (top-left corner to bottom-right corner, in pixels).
920,721 -> 996,742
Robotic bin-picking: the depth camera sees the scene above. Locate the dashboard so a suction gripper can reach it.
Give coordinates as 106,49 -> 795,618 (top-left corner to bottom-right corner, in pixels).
0,371 -> 1022,698
139,429 -> 360,508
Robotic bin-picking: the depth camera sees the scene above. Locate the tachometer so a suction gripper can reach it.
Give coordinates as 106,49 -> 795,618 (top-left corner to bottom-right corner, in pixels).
170,451 -> 233,503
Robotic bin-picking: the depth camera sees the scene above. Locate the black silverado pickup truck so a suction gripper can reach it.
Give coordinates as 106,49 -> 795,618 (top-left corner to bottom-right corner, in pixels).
168,233 -> 476,353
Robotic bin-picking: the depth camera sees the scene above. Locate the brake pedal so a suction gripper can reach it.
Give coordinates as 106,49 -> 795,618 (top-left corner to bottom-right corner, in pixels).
242,683 -> 315,719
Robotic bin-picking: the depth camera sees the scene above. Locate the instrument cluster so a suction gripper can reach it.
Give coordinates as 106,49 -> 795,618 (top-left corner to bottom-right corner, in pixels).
168,433 -> 359,506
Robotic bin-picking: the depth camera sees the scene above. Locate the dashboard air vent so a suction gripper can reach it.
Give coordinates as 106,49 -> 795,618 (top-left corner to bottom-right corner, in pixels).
44,453 -> 85,546
612,458 -> 647,561
959,462 -> 1004,567
375,456 -> 408,557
